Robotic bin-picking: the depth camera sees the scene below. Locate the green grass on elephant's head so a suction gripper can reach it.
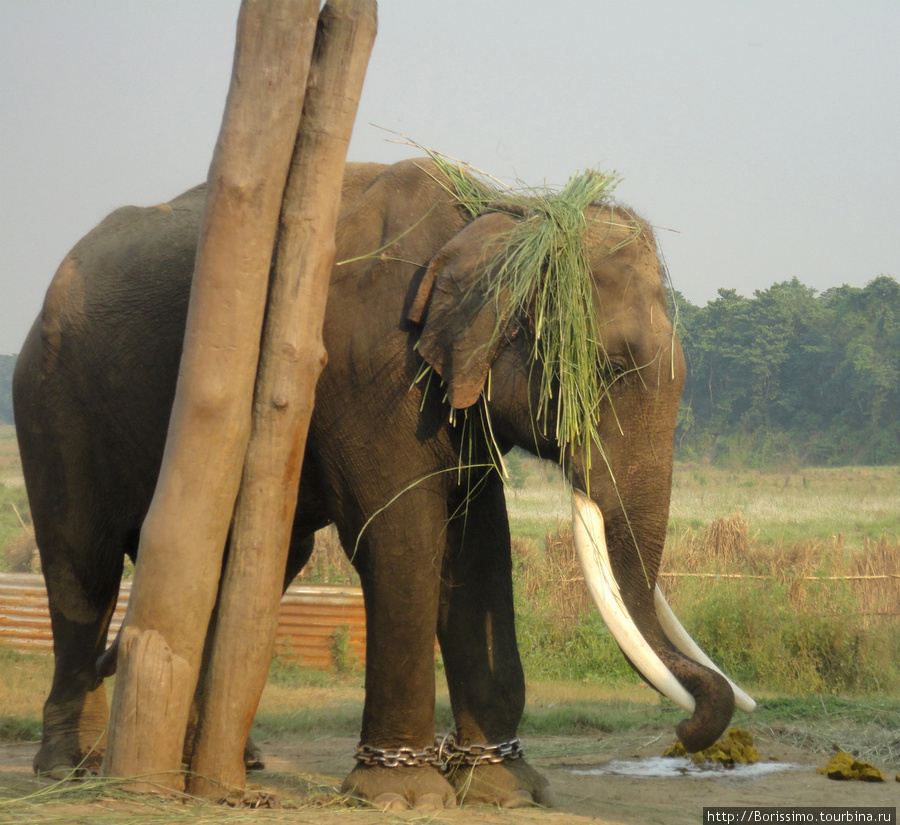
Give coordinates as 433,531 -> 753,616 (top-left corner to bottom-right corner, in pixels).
424,153 -> 647,487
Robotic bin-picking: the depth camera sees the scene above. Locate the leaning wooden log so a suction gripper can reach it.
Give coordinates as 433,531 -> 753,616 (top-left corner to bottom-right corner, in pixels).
188,0 -> 378,797
101,628 -> 193,793
102,0 -> 318,792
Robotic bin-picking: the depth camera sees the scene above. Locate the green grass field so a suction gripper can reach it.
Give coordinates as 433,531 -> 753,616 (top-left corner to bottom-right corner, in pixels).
504,451 -> 900,548
668,462 -> 900,547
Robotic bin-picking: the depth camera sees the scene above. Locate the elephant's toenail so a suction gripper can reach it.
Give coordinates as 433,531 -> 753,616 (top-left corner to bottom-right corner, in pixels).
373,792 -> 408,811
501,789 -> 535,808
413,792 -> 446,811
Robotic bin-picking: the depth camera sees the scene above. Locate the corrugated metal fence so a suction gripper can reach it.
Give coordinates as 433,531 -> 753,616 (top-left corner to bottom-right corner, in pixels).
0,573 -> 367,671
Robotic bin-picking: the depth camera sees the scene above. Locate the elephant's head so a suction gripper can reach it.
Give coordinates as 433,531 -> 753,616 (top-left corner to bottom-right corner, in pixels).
408,168 -> 753,751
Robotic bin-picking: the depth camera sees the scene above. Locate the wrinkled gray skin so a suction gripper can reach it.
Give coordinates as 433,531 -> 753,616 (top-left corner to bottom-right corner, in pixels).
13,159 -> 734,809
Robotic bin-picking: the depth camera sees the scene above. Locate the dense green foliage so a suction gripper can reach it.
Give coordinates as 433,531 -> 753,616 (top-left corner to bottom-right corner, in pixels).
673,275 -> 900,467
0,356 -> 14,425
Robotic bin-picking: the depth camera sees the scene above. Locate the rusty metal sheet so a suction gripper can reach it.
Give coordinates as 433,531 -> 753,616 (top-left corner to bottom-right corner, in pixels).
0,573 -> 368,669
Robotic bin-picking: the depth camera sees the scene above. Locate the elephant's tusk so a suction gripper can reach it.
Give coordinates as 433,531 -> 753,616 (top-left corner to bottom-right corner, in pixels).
571,491 -> 695,713
653,586 -> 756,713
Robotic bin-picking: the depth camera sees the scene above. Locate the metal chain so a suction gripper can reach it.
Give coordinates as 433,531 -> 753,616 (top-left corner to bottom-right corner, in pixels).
354,743 -> 439,769
353,734 -> 524,772
437,733 -> 524,768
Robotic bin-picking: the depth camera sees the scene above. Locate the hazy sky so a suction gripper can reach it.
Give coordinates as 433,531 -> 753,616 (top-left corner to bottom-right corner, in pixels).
2,1 -> 898,354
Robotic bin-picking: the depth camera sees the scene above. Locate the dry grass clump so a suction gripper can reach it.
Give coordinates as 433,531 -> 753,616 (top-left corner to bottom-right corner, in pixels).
850,536 -> 900,613
668,513 -> 752,571
4,526 -> 38,573
701,513 -> 751,564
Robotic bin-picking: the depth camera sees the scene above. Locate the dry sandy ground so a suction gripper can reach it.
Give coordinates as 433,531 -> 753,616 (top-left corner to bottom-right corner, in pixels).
1,730 -> 897,824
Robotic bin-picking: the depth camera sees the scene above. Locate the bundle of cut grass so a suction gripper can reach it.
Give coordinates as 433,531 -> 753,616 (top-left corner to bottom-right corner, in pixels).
702,513 -> 750,564
426,152 -> 643,471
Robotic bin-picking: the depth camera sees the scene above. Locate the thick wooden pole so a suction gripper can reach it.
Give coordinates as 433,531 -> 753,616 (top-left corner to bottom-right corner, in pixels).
188,0 -> 378,797
102,0 -> 319,793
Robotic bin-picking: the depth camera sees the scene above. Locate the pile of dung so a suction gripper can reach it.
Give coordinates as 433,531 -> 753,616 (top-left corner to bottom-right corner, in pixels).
817,750 -> 886,782
663,728 -> 759,766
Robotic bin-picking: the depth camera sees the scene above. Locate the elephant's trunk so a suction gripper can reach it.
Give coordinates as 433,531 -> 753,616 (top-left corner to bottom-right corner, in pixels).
571,491 -> 754,752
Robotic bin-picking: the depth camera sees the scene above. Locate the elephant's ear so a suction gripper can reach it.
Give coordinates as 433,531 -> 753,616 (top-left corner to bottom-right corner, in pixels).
408,211 -> 519,410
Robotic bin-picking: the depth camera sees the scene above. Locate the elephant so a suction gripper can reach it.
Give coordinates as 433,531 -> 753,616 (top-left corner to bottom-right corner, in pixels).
12,156 -> 752,809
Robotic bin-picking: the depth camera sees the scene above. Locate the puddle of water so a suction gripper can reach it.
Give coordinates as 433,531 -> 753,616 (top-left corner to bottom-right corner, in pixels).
573,757 -> 806,780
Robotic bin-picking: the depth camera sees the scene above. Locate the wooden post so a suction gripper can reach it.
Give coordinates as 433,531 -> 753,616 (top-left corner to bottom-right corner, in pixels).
188,0 -> 377,797
102,0 -> 319,793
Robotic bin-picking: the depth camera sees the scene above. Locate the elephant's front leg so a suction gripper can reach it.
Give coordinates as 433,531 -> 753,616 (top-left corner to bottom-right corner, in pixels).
339,494 -> 456,811
438,474 -> 554,807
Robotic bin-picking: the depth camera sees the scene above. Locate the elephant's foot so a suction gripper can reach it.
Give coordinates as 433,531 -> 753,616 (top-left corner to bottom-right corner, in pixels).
243,736 -> 264,771
449,759 -> 555,808
34,691 -> 109,778
33,734 -> 104,779
341,764 -> 457,811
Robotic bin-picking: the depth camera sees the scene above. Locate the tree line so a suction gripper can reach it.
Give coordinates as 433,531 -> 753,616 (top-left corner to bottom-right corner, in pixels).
3,274 -> 899,466
672,275 -> 900,467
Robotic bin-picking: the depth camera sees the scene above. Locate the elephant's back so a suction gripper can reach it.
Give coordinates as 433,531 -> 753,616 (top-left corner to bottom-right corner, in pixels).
35,184 -> 204,357
14,185 -> 207,508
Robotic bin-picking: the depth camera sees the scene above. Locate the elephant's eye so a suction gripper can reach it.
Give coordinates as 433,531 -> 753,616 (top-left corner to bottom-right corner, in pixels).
605,357 -> 629,384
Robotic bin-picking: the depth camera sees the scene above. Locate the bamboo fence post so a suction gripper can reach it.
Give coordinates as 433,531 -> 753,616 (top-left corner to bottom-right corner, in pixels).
188,0 -> 377,797
101,0 -> 318,793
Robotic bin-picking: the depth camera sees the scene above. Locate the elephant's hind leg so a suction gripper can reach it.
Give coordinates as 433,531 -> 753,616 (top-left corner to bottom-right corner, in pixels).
34,543 -> 122,777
